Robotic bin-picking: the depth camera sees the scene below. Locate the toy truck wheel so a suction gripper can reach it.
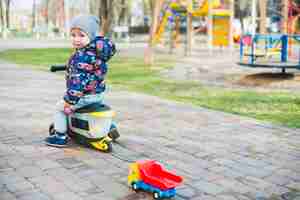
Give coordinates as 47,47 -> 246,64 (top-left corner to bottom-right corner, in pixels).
49,123 -> 55,136
131,182 -> 139,191
153,192 -> 161,199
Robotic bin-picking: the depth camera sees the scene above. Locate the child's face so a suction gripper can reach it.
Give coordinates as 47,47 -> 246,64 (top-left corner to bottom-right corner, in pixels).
70,28 -> 90,49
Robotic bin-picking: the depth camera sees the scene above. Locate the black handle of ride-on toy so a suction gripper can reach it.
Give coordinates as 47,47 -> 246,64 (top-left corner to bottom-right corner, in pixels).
50,65 -> 67,72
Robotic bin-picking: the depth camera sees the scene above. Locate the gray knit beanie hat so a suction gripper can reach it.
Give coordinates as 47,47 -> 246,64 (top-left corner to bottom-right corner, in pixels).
70,15 -> 100,41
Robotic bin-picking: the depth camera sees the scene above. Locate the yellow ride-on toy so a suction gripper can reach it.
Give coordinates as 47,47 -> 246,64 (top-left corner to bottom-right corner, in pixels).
49,65 -> 120,152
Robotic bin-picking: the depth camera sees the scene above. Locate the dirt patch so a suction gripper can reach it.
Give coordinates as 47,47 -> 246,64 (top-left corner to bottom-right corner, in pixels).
237,73 -> 296,87
165,51 -> 300,92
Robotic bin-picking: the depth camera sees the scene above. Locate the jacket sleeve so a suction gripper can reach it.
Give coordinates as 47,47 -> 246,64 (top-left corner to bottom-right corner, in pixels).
63,73 -> 85,105
96,38 -> 116,62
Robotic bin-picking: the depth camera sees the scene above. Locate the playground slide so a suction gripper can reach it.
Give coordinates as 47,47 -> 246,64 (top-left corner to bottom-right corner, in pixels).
153,0 -> 230,44
153,10 -> 172,44
187,0 -> 209,16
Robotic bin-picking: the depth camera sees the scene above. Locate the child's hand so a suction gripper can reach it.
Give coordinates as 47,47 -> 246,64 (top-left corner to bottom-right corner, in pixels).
64,103 -> 74,115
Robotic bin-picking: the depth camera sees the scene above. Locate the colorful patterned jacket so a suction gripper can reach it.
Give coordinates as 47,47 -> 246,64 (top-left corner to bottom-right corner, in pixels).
64,36 -> 116,105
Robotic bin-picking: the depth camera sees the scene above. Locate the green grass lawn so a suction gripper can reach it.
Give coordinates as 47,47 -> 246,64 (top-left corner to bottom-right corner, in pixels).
1,48 -> 300,128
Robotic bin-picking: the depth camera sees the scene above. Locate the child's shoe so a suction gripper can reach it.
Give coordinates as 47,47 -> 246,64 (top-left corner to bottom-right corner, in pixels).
108,122 -> 120,142
45,132 -> 69,147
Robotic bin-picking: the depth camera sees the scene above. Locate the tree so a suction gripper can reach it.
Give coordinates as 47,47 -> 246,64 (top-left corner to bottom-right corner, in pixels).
148,0 -> 154,18
98,0 -> 114,36
32,0 -> 37,32
89,0 -> 99,16
259,0 -> 267,34
144,0 -> 164,65
44,0 -> 50,27
4,0 -> 10,29
116,0 -> 128,26
0,0 -> 4,32
234,0 -> 251,31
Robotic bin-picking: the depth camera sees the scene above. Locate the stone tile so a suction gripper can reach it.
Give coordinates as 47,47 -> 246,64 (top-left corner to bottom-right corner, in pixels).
6,156 -> 34,168
193,180 -> 226,195
190,194 -> 219,200
226,162 -> 273,178
239,176 -> 274,190
0,171 -> 26,184
35,159 -> 62,170
44,167 -> 76,182
50,191 -> 84,200
1,191 -> 17,200
177,185 -> 197,199
217,194 -> 238,200
16,192 -> 52,200
264,174 -> 294,186
16,165 -> 45,178
68,165 -> 98,179
0,160 -> 14,172
276,169 -> 300,182
286,181 -> 300,190
215,178 -> 252,194
14,145 -> 38,156
77,186 -> 104,197
29,175 -> 70,193
6,181 -> 35,193
56,157 -> 85,169
62,178 -> 95,193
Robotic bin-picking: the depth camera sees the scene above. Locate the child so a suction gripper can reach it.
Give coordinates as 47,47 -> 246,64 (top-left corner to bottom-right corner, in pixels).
45,15 -> 116,147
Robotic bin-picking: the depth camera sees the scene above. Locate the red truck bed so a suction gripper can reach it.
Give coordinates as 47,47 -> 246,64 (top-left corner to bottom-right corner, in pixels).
137,160 -> 183,190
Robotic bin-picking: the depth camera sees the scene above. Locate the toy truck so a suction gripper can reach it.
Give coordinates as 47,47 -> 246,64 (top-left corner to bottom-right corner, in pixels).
128,160 -> 183,199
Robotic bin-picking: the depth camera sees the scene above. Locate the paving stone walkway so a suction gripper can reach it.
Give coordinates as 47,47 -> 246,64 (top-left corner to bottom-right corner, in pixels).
0,41 -> 300,200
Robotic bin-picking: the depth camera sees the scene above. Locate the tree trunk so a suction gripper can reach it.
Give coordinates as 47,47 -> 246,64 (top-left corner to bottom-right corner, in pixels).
99,0 -> 114,36
56,0 -> 65,35
45,0 -> 49,26
148,0 -> 154,19
64,0 -> 70,36
282,0 -> 288,34
118,0 -> 127,26
259,0 -> 267,34
0,0 -> 4,31
144,0 -> 164,66
89,0 -> 98,16
32,0 -> 36,32
5,0 -> 10,29
142,0 -> 147,26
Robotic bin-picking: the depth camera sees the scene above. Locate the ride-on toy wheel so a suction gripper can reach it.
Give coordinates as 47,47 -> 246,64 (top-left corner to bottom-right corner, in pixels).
49,123 -> 55,136
89,136 -> 112,153
108,128 -> 120,142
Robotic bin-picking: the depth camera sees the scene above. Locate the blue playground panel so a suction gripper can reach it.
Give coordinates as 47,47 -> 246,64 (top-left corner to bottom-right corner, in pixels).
239,34 -> 300,73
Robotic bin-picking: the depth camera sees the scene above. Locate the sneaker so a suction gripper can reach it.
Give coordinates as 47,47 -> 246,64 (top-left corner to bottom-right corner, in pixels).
108,122 -> 120,142
45,132 -> 69,147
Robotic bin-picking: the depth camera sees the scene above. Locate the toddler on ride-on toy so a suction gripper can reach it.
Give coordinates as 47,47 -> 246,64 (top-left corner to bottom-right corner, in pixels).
45,15 -> 119,152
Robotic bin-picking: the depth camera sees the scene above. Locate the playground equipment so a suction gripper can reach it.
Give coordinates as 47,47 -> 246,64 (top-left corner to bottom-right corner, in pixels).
152,0 -> 234,48
238,34 -> 300,73
128,160 -> 183,199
